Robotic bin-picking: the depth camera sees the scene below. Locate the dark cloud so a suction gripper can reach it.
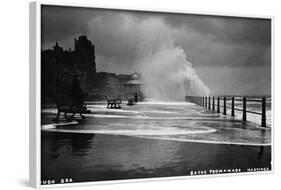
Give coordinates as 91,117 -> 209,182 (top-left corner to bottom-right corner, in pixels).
41,5 -> 153,47
41,5 -> 271,95
42,5 -> 92,44
41,5 -> 271,67
162,14 -> 271,46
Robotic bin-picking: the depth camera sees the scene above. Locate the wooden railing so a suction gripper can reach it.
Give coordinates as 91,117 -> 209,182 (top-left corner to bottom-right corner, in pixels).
185,96 -> 269,127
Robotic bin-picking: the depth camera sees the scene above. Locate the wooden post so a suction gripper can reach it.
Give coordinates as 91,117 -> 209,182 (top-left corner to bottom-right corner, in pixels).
217,97 -> 220,113
212,96 -> 215,111
205,96 -> 207,108
202,97 -> 204,107
242,97 -> 247,121
231,97 -> 235,117
223,96 -> 226,115
261,97 -> 266,127
208,96 -> 211,110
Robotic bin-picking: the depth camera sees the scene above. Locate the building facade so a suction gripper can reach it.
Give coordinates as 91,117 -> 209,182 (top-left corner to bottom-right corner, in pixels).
41,35 -> 143,102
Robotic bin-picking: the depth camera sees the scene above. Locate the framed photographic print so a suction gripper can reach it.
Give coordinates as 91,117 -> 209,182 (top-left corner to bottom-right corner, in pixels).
29,1 -> 273,188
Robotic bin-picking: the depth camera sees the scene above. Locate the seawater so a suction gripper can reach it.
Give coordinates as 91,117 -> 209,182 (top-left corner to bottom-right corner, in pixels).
42,101 -> 271,146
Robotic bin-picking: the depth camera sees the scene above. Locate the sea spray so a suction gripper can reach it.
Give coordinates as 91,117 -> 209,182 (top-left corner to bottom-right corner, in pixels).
89,15 -> 210,100
136,35 -> 210,101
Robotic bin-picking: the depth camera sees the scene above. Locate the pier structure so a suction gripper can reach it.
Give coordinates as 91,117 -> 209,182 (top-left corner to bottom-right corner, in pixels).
185,96 -> 269,128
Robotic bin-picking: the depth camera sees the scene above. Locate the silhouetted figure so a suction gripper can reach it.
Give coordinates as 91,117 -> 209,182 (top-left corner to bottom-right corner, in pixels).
134,92 -> 138,102
69,75 -> 88,119
71,76 -> 84,108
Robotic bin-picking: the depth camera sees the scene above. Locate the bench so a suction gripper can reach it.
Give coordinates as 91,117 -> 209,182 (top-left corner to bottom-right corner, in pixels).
104,96 -> 122,109
127,97 -> 135,106
53,94 -> 90,121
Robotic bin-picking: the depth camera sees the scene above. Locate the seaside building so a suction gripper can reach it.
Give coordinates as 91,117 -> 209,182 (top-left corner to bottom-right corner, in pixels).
74,35 -> 96,74
41,34 -> 143,101
125,72 -> 142,99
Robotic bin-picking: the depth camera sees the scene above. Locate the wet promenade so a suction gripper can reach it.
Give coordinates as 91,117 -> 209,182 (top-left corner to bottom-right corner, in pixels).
41,101 -> 271,184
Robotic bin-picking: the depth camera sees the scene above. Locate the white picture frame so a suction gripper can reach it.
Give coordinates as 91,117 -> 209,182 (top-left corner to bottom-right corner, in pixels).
29,1 -> 274,189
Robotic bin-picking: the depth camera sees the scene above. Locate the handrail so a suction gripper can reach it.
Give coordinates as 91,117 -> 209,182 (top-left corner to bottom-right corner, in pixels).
185,96 -> 269,127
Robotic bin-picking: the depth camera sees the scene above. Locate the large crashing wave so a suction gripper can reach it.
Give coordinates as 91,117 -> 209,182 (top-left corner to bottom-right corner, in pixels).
137,36 -> 210,101
88,15 -> 210,100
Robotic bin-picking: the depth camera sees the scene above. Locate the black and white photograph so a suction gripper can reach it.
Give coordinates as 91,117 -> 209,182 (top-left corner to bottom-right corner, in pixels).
40,4 -> 272,186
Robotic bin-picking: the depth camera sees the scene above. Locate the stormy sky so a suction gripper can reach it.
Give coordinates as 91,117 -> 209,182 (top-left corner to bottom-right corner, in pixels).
41,5 -> 271,96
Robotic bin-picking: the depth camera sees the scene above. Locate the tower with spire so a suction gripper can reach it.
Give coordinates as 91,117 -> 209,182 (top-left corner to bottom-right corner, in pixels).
74,34 -> 96,73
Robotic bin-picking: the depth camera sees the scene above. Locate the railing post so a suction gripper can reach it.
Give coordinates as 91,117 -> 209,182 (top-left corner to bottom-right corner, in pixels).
212,96 -> 215,111
217,97 -> 220,113
242,97 -> 247,122
208,96 -> 211,110
205,96 -> 207,108
202,96 -> 204,107
261,97 -> 266,127
231,97 -> 235,117
223,96 -> 226,115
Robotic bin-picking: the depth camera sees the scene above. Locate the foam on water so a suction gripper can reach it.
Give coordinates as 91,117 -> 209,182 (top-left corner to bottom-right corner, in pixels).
138,101 -> 194,106
83,114 -> 242,121
42,125 -> 216,136
42,121 -> 79,130
42,119 -> 270,146
88,105 -> 139,112
42,101 -> 271,146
